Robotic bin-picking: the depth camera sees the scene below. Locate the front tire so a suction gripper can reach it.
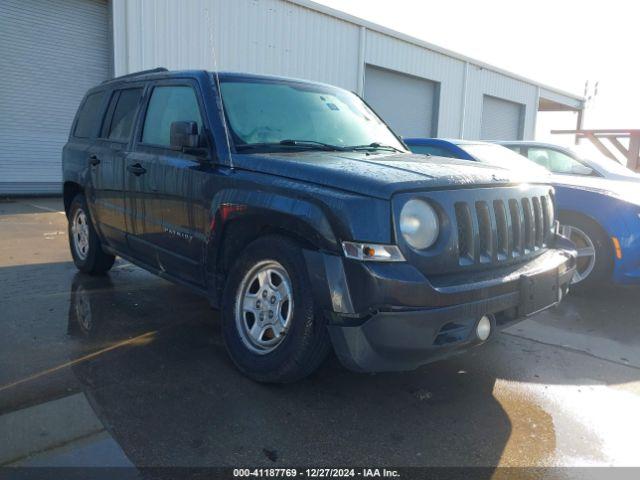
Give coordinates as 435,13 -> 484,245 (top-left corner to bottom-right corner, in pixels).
68,194 -> 115,275
558,213 -> 613,291
221,235 -> 331,383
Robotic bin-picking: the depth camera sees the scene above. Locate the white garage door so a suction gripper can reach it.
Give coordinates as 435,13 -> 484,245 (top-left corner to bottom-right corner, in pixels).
0,0 -> 111,195
480,95 -> 524,141
364,65 -> 438,138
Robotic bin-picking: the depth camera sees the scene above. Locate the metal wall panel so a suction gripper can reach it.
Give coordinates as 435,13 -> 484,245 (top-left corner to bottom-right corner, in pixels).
364,65 -> 437,137
480,95 -> 524,140
111,0 -> 580,143
0,0 -> 111,195
113,0 -> 361,91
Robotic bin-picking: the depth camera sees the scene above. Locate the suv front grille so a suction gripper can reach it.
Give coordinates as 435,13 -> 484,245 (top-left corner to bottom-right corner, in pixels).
454,193 -> 552,266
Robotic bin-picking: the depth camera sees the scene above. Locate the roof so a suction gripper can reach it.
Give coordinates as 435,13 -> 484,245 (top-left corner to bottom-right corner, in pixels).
404,138 -> 490,146
497,141 -> 570,148
100,68 -> 345,90
287,0 -> 584,103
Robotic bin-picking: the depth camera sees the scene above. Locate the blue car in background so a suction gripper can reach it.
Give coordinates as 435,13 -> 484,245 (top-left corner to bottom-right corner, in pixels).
404,138 -> 640,289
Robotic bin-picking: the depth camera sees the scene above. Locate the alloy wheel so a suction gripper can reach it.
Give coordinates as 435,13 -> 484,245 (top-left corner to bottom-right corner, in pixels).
560,224 -> 596,284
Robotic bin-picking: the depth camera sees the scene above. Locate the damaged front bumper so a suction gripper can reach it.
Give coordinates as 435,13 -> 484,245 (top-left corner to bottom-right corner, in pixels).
304,240 -> 576,373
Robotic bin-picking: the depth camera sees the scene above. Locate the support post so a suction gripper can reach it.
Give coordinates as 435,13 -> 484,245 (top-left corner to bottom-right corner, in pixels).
574,109 -> 584,145
628,133 -> 640,171
356,26 -> 366,96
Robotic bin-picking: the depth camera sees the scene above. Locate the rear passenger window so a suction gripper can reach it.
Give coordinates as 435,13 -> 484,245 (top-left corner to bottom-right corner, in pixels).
107,88 -> 143,142
142,86 -> 203,146
74,92 -> 105,138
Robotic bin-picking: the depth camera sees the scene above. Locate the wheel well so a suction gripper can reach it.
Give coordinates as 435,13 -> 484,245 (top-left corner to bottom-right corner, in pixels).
208,217 -> 318,305
216,219 -> 316,275
557,209 -> 609,241
557,209 -> 615,286
558,208 -> 614,262
63,182 -> 83,216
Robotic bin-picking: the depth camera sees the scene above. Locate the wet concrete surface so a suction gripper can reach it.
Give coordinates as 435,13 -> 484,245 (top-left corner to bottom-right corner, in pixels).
1,197 -> 639,469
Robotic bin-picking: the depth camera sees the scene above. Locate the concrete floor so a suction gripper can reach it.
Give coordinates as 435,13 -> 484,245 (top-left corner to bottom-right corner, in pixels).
1,197 -> 639,470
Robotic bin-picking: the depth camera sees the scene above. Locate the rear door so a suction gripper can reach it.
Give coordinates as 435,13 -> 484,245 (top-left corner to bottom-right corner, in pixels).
88,86 -> 144,251
126,79 -> 212,285
65,90 -> 107,222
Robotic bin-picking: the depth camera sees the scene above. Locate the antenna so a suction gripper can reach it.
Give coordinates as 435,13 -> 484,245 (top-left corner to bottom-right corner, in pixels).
205,8 -> 234,169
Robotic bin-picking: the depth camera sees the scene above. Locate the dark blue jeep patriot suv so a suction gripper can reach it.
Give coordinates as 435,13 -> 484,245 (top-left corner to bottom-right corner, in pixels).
62,68 -> 576,383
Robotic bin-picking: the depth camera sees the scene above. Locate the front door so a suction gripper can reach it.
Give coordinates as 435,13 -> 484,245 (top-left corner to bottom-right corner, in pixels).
126,81 -> 212,286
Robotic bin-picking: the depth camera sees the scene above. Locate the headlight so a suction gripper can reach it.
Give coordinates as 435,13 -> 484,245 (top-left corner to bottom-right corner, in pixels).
399,199 -> 439,249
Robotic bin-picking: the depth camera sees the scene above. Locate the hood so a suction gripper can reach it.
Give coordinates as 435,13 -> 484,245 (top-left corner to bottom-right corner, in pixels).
232,151 -> 535,199
551,174 -> 640,206
590,162 -> 640,182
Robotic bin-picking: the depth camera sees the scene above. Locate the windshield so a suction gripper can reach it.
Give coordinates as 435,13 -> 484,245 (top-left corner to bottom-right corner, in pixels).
219,78 -> 406,153
572,144 -> 640,177
460,143 -> 550,175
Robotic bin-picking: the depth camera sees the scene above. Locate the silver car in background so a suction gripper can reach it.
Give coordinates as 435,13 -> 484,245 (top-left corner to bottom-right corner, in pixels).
498,141 -> 640,182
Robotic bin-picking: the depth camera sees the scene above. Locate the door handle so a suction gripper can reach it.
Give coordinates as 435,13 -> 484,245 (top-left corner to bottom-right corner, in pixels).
127,163 -> 147,176
88,154 -> 101,166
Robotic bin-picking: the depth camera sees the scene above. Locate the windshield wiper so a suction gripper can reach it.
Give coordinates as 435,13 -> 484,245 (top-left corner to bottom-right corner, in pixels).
236,140 -> 346,152
279,139 -> 347,151
347,142 -> 405,153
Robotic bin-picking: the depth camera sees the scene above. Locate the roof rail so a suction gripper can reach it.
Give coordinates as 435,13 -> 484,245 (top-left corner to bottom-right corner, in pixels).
102,67 -> 168,84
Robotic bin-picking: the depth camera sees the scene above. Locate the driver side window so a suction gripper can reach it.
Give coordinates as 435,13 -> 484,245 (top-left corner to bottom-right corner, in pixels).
142,86 -> 203,147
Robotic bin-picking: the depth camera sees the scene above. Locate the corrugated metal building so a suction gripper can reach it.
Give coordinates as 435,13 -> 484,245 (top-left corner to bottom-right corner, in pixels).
0,0 -> 584,195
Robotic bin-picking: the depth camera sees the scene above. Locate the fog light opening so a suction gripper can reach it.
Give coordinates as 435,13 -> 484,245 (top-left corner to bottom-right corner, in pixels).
476,315 -> 492,341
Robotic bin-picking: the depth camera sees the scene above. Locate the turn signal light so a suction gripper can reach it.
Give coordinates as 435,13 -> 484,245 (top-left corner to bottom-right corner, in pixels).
342,241 -> 405,262
612,237 -> 623,259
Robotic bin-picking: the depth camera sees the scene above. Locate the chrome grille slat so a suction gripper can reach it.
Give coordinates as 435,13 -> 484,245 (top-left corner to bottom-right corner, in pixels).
454,193 -> 553,266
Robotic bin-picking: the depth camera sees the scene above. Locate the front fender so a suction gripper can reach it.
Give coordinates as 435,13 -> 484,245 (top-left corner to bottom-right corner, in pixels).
209,188 -> 339,252
201,174 -> 393,305
555,186 -> 630,238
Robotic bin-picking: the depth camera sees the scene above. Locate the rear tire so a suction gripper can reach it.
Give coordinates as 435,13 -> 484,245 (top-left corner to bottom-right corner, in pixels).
68,194 -> 115,275
221,235 -> 331,383
558,213 -> 613,291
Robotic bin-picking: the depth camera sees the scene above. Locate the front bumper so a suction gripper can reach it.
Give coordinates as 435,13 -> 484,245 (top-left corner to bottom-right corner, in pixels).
305,242 -> 576,372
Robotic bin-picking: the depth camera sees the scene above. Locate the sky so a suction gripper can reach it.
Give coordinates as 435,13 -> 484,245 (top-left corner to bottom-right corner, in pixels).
313,0 -> 640,145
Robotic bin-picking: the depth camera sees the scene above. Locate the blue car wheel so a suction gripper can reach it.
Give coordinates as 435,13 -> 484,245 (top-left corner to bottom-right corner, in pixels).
558,213 -> 613,290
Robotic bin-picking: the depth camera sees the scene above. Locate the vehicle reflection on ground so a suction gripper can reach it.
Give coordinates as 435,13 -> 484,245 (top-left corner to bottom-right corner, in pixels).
60,271 -> 510,469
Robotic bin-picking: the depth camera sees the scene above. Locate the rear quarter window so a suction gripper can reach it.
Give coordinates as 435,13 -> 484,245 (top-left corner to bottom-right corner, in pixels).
73,92 -> 105,138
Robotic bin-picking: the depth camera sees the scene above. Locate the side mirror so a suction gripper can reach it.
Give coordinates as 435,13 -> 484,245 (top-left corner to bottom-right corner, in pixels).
170,121 -> 200,149
571,164 -> 594,176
